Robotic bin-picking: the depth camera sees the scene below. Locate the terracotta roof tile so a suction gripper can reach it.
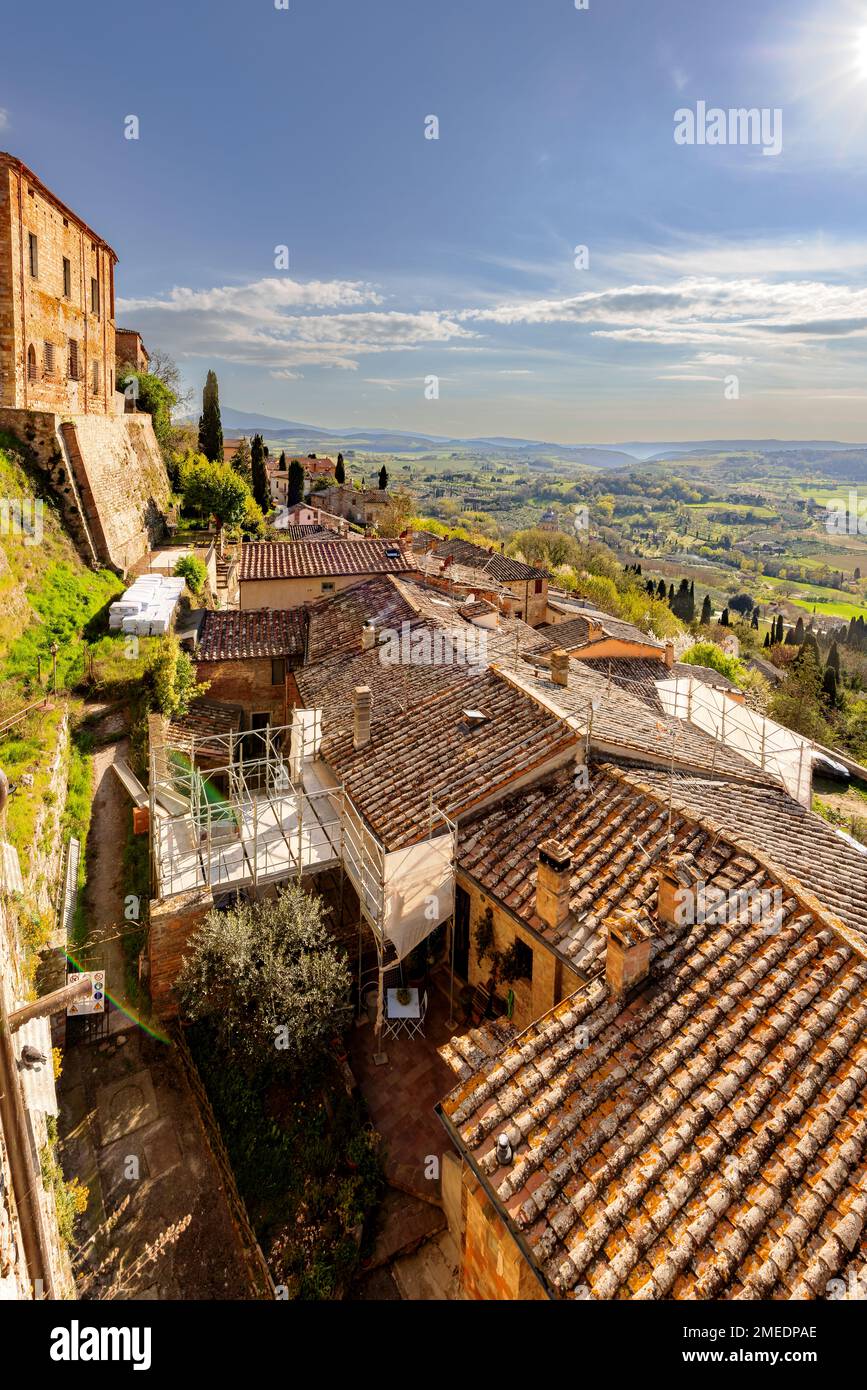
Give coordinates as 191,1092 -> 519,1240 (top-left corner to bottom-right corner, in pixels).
239,538 -> 415,581
197,607 -> 306,662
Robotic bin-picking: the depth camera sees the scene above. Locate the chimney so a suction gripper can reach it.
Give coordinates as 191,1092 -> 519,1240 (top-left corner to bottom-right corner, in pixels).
664,640 -> 674,669
658,852 -> 701,928
353,685 -> 371,749
605,910 -> 653,999
550,648 -> 570,688
361,622 -> 376,651
536,839 -> 572,929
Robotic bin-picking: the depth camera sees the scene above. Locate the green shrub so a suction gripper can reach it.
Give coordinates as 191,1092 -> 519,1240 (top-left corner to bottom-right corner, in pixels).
174,554 -> 207,594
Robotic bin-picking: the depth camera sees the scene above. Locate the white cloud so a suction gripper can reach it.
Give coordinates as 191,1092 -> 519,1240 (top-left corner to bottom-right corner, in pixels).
0,109 -> 10,132
118,274 -> 476,370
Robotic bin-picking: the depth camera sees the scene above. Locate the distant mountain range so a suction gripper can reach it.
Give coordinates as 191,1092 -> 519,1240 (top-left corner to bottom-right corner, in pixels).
200,408 -> 866,466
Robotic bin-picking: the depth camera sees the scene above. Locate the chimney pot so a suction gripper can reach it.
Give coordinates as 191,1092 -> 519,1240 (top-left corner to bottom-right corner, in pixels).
361,622 -> 376,651
658,853 -> 700,928
664,640 -> 674,669
550,648 -> 570,687
605,910 -> 653,999
536,838 -> 572,929
353,684 -> 372,749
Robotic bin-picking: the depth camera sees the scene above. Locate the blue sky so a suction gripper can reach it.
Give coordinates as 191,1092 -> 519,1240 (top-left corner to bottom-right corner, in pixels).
4,0 -> 867,442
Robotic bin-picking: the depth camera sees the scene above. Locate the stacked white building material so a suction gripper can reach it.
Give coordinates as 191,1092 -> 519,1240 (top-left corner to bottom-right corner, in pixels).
109,574 -> 186,636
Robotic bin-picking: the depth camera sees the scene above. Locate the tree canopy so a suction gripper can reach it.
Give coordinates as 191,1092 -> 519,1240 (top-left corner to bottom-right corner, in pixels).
176,884 -> 352,1074
197,369 -> 223,463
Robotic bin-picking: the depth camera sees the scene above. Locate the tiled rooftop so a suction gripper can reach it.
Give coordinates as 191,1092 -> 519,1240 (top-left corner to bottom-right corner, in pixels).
239,538 -> 415,582
321,668 -> 578,850
442,820 -> 867,1299
622,767 -> 867,942
419,536 -> 548,583
538,610 -> 665,652
197,607 -> 306,662
502,655 -> 777,787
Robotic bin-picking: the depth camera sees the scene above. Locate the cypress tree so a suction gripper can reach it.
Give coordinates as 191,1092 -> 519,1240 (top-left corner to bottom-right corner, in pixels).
794,616 -> 805,645
822,666 -> 838,706
335,453 -> 345,485
827,640 -> 841,675
251,433 -> 270,512
288,458 -> 305,506
378,464 -> 389,490
751,609 -> 759,630
700,594 -> 712,625
720,608 -> 730,627
656,579 -> 666,600
198,369 -> 223,463
763,632 -> 770,648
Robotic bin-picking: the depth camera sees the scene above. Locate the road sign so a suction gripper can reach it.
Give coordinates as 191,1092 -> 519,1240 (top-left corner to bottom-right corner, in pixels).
66,971 -> 106,1015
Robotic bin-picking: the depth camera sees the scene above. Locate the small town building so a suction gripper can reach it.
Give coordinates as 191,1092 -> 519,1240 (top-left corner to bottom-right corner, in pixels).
238,538 -> 416,609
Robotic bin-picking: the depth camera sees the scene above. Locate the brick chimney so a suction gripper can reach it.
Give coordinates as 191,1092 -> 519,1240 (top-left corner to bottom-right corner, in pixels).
353,685 -> 372,749
550,648 -> 570,687
606,910 -> 653,999
658,852 -> 701,928
664,640 -> 674,669
361,622 -> 376,651
536,839 -> 572,928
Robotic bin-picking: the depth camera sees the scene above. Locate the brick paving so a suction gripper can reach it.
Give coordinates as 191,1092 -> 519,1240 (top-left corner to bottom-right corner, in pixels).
349,972 -> 460,1203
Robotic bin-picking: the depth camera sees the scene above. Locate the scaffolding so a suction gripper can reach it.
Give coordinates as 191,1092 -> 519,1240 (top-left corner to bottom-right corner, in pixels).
151,710 -> 458,1050
150,721 -> 344,898
655,675 -> 813,805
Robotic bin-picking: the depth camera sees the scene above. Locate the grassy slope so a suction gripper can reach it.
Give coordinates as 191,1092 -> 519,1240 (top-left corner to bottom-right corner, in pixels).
0,431 -> 122,883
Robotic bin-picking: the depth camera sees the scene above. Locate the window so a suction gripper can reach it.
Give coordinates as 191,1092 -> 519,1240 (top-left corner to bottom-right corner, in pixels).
27,344 -> 37,381
321,581 -> 335,592
90,277 -> 99,315
508,937 -> 533,981
28,233 -> 38,277
534,578 -> 544,594
68,338 -> 79,380
43,341 -> 55,377
271,658 -> 286,686
91,359 -> 100,393
62,257 -> 71,298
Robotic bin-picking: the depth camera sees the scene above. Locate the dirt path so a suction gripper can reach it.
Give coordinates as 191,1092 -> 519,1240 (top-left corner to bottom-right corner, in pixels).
77,733 -> 138,1023
56,708 -> 257,1300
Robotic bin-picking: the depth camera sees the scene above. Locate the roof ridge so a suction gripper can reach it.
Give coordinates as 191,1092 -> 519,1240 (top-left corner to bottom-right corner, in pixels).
602,760 -> 867,961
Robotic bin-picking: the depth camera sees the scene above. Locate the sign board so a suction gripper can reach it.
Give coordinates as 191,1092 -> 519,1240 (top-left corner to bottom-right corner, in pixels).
66,970 -> 106,1015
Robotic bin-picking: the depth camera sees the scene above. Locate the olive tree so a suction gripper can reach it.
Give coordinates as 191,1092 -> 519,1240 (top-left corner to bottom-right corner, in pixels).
176,884 -> 352,1073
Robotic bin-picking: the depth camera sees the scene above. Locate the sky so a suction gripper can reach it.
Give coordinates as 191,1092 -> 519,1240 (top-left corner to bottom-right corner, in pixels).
4,0 -> 867,443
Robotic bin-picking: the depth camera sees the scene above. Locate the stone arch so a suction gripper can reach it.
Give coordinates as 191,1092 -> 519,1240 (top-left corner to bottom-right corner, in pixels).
27,343 -> 37,381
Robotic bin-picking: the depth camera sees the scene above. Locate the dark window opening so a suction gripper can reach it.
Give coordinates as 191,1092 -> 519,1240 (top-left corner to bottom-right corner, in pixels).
62,257 -> 71,297
271,658 -> 286,686
534,578 -> 543,594
28,232 -> 38,277
90,276 -> 100,315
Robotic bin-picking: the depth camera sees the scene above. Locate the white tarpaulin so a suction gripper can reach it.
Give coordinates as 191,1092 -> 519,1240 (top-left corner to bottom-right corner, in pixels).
382,831 -> 456,961
290,708 -> 323,780
342,795 -> 456,961
655,677 -> 813,806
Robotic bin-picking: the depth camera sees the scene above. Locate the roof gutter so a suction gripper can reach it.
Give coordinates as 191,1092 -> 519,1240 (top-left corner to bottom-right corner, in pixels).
434,1101 -> 555,1301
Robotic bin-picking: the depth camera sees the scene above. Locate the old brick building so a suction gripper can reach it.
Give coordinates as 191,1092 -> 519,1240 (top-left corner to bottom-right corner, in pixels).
0,153 -> 117,414
0,154 -> 170,572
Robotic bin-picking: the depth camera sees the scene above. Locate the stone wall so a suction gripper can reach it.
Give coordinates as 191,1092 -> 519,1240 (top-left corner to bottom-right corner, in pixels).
458,874 -> 581,1030
0,157 -> 116,416
460,1171 -> 548,1301
148,887 -> 214,1019
194,655 -> 295,727
0,407 -> 170,573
